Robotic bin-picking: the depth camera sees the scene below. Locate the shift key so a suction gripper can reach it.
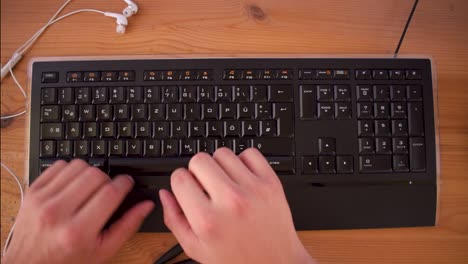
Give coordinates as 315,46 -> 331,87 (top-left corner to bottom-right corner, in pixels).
410,137 -> 426,171
253,138 -> 294,155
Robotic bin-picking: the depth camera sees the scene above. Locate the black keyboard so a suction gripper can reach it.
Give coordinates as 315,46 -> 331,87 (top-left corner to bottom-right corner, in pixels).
29,57 -> 438,231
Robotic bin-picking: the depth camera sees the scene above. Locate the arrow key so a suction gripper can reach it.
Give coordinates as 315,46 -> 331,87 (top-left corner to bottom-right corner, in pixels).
302,156 -> 318,174
319,156 -> 336,173
337,156 -> 354,173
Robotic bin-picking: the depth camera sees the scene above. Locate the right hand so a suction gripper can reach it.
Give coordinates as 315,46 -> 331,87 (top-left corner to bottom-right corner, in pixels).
159,148 -> 315,264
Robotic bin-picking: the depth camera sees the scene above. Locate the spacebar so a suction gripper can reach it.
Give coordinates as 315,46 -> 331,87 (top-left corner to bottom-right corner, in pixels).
108,158 -> 191,176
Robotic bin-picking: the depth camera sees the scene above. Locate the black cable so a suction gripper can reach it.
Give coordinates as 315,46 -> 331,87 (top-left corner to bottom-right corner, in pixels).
394,0 -> 419,58
154,243 -> 184,264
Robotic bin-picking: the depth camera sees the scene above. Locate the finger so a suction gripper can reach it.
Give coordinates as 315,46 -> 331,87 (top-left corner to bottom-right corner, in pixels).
74,175 -> 134,234
51,166 -> 110,216
159,189 -> 198,252
170,168 -> 209,226
98,200 -> 154,261
29,160 -> 68,191
239,148 -> 277,180
188,152 -> 234,198
36,159 -> 90,200
212,147 -> 255,186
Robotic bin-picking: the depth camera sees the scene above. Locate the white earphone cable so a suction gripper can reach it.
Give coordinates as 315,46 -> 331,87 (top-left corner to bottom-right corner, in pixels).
1,162 -> 25,257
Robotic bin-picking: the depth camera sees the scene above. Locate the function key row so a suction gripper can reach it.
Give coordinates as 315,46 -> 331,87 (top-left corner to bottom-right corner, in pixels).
356,69 -> 421,80
143,70 -> 212,81
66,71 -> 135,83
40,85 -> 293,105
299,69 -> 350,80
223,69 -> 292,80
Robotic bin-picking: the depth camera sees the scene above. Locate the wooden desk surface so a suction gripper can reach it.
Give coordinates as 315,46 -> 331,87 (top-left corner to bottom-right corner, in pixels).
1,0 -> 468,263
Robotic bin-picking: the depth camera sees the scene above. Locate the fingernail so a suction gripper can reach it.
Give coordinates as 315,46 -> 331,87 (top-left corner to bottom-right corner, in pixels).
125,175 -> 134,183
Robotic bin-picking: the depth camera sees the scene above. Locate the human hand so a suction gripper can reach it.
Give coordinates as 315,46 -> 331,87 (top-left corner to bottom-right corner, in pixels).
160,148 -> 315,264
2,159 -> 154,264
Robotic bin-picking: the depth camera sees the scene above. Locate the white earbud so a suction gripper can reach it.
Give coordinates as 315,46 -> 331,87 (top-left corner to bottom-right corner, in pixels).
122,0 -> 139,17
104,12 -> 128,34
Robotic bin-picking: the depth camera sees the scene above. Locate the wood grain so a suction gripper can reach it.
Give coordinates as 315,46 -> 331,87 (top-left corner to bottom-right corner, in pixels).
1,0 -> 468,263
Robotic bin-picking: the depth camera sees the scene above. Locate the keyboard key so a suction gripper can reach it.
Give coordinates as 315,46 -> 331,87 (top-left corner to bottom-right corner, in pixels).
319,156 -> 336,173
392,120 -> 408,136
41,105 -> 60,122
317,85 -> 333,101
144,86 -> 160,103
358,120 -> 374,136
277,69 -> 292,80
390,85 -> 406,101
299,69 -> 315,80
84,123 -> 97,138
39,159 -> 58,172
189,121 -> 206,137
114,104 -> 129,121
135,122 -> 151,138
76,88 -> 91,104
374,103 -> 389,119
302,156 -> 318,174
180,86 -> 197,102
118,71 -> 135,81
162,139 -> 179,156
260,120 -> 276,137
41,88 -> 57,104
217,138 -> 234,150
220,103 -> 237,119
40,141 -> 56,157
101,71 -> 118,81
198,86 -> 214,102
316,69 -> 332,79
233,85 -> 251,102
393,155 -> 409,172
131,104 -> 147,121
197,70 -> 212,80
144,140 -> 161,157
253,138 -> 294,156
407,85 -> 423,101
238,103 -> 255,119
144,70 -> 163,81
300,85 -> 317,120
372,70 -> 388,79
184,104 -> 201,120
252,85 -> 268,101
62,105 -> 78,121
162,86 -> 179,103
317,103 -> 334,120
224,69 -> 241,80
79,105 -> 95,121
259,69 -> 275,80
391,102 -> 407,118
375,120 -> 390,136
110,87 -> 126,103
408,102 -> 424,136
92,140 -> 107,157
242,70 -> 257,80
256,103 -> 273,119
275,103 -> 294,137
109,140 -> 124,156
57,140 -> 72,157
318,138 -> 336,155
389,70 -> 405,80
359,155 -> 392,173
406,69 -> 421,80
171,121 -> 188,138
108,157 -> 191,176
355,69 -> 371,80
58,88 -> 74,104
357,103 -> 373,119
88,158 -> 106,172
149,104 -> 165,120
207,121 -> 223,137
410,137 -> 426,172
202,104 -> 218,119
118,122 -> 133,138
65,122 -> 81,139
333,69 -> 350,80
216,86 -> 232,102
269,85 -> 293,102
181,139 -> 197,155
100,122 -> 115,138
153,122 -> 170,138
356,85 -> 373,101
199,139 -> 216,153
126,140 -> 142,156
128,86 -> 143,103
67,72 -> 83,82
74,140 -> 89,157
336,156 -> 353,173
242,120 -> 259,136
167,104 -> 183,120
84,72 -> 100,82
358,137 -> 375,154
373,85 -> 390,101
267,156 -> 295,174
392,137 -> 408,154
41,72 -> 58,83
335,102 -> 352,119
375,137 -> 392,154
97,105 -> 112,121
334,85 -> 351,101
92,87 -> 108,104
224,121 -> 241,137
41,123 -> 63,139
234,138 -> 252,154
